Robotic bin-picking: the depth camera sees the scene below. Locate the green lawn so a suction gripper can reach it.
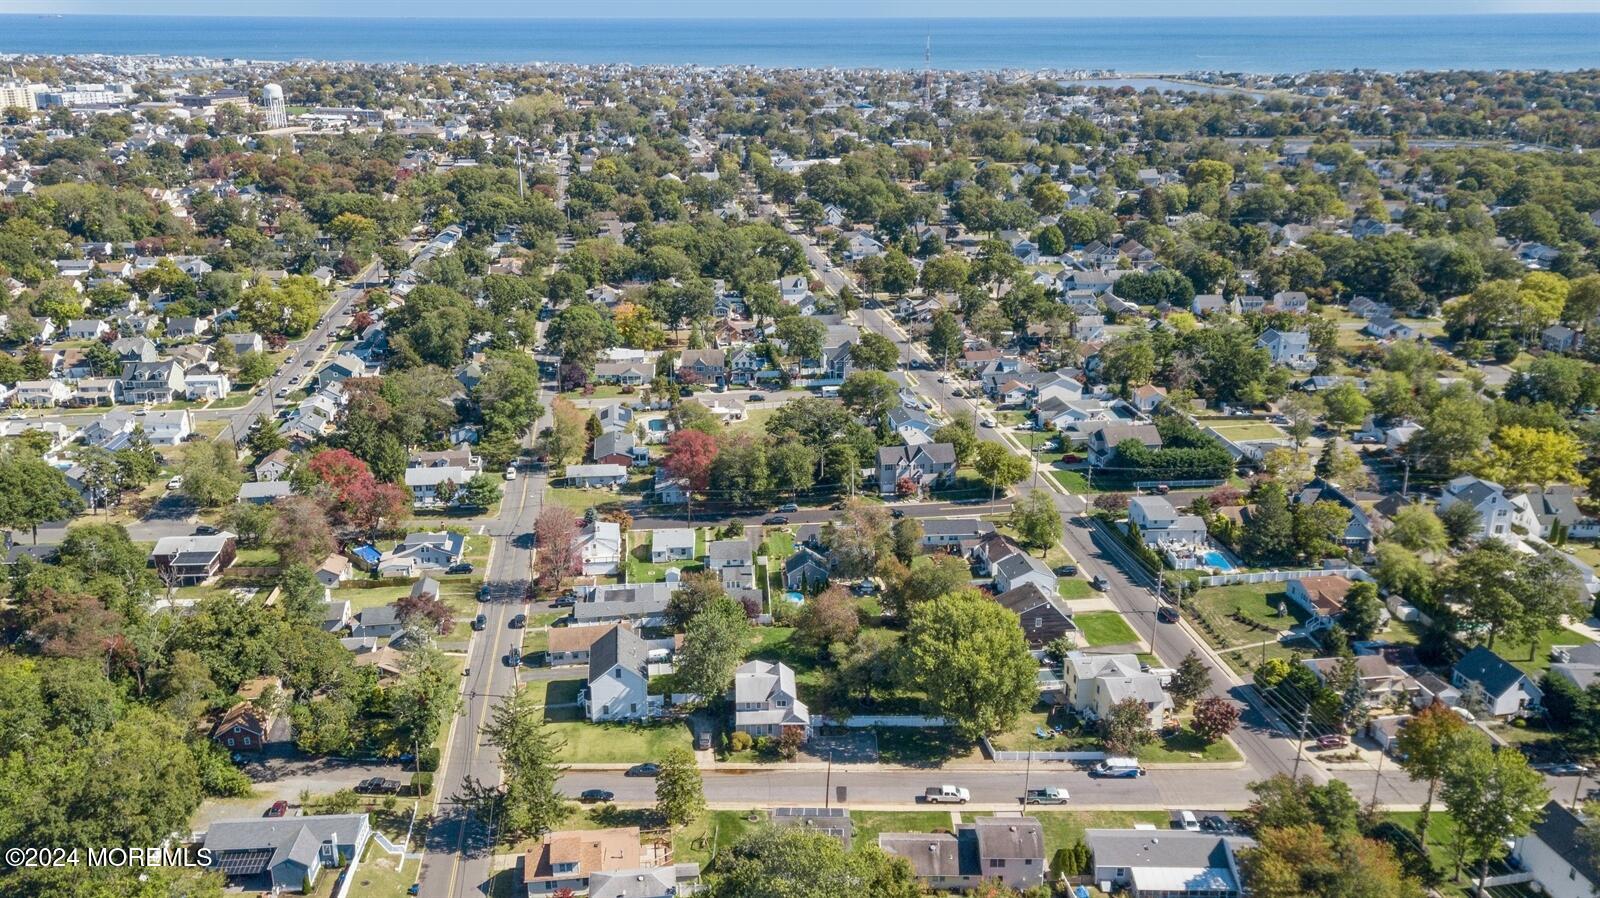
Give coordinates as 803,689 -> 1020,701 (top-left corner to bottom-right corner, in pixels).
1187,583 -> 1307,649
233,546 -> 281,567
1052,469 -> 1093,493
625,529 -> 706,583
759,529 -> 795,562
1139,727 -> 1243,763
1074,611 -> 1141,647
523,679 -> 692,762
345,841 -> 414,898
1490,626 -> 1595,677
209,391 -> 258,409
546,486 -> 614,508
1058,578 -> 1095,599
1207,422 -> 1288,442
851,811 -> 958,850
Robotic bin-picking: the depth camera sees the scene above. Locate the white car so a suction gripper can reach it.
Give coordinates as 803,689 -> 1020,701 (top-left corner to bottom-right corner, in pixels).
166,476 -> 183,491
504,465 -> 518,481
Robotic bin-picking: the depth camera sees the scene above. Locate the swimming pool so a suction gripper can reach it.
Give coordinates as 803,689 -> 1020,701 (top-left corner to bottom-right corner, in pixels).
783,590 -> 805,604
1202,551 -> 1237,572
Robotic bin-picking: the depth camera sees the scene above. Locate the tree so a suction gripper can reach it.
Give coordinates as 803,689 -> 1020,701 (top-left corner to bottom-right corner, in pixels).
794,585 -> 860,650
667,570 -> 727,630
236,350 -> 275,384
179,440 -> 243,509
849,330 -> 900,371
1332,581 -> 1382,641
1099,696 -> 1157,755
1394,701 -> 1474,842
1474,425 -> 1583,488
713,827 -> 919,898
269,496 -> 335,568
1320,381 -> 1372,429
662,428 -> 719,521
1438,501 -> 1483,549
1192,697 -> 1241,742
926,310 -> 964,366
822,500 -> 893,578
459,686 -> 568,841
540,398 -> 589,466
878,554 -> 970,621
1241,482 -> 1294,564
533,506 -> 582,594
1387,505 -> 1448,554
1446,540 -> 1530,651
775,316 -> 825,368
900,591 -> 1036,741
933,419 -> 979,466
655,748 -> 706,827
1169,650 -> 1211,711
838,370 -> 900,431
0,453 -> 87,543
1246,774 -> 1362,837
890,517 -> 922,566
1242,824 -> 1423,898
396,586 -> 454,636
1009,490 -> 1063,551
1441,737 -> 1549,896
458,473 -> 502,510
675,596 -> 750,702
974,441 -> 1029,505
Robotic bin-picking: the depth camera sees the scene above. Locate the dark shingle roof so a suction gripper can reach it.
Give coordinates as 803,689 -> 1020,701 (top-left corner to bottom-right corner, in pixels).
1454,646 -> 1528,698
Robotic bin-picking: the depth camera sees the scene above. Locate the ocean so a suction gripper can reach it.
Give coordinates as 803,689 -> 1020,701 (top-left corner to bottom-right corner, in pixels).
2,14 -> 1600,73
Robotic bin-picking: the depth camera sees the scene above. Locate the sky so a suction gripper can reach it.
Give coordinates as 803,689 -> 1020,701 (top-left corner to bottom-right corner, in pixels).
7,0 -> 1600,16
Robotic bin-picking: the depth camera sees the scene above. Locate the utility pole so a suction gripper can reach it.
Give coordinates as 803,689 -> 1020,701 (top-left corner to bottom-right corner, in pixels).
1291,707 -> 1311,778
1400,459 -> 1411,501
1371,744 -> 1386,806
824,749 -> 834,810
515,144 -> 525,199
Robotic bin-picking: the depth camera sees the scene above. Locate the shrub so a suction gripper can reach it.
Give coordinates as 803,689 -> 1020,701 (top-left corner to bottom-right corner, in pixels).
411,772 -> 434,797
417,746 -> 441,772
729,731 -> 754,752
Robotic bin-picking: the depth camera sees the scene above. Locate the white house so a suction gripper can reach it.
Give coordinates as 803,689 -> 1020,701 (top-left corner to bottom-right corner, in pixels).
584,624 -> 655,722
1085,829 -> 1246,898
1127,496 -> 1208,547
141,409 -> 193,445
707,538 -> 755,591
388,531 -> 466,571
1511,802 -> 1598,898
404,464 -> 471,508
1438,475 -> 1542,542
1256,329 -> 1313,368
565,464 -> 628,489
993,552 -> 1057,596
650,528 -> 696,564
577,520 -> 623,576
1061,651 -> 1171,727
731,660 -> 810,739
1452,646 -> 1542,718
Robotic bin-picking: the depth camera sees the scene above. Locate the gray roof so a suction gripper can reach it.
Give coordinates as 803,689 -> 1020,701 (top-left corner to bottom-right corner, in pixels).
588,624 -> 648,684
707,538 -> 751,567
972,816 -> 1044,863
1085,829 -> 1246,875
203,814 -> 367,876
878,832 -> 970,878
995,551 -> 1055,584
592,431 -> 635,459
1528,801 -> 1600,886
1454,646 -> 1529,698
357,605 -> 401,628
921,518 -> 998,538
573,582 -> 675,622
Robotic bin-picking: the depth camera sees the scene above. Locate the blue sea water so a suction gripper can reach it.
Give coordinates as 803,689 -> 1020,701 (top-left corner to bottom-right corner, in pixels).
2,14 -> 1600,72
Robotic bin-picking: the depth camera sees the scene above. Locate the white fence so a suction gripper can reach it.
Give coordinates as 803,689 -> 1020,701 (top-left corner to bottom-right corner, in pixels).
815,715 -> 947,728
1196,567 -> 1373,588
981,737 -> 1105,764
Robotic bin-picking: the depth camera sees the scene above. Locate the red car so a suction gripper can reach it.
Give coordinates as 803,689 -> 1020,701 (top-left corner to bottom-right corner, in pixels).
265,800 -> 289,817
1315,735 -> 1348,750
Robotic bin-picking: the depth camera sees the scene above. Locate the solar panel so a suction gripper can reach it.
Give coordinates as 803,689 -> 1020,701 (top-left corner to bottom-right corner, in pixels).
774,807 -> 846,818
215,849 -> 273,875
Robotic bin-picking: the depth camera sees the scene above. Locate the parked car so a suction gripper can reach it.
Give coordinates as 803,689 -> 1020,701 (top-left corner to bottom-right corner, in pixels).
1091,576 -> 1109,591
749,394 -> 765,402
166,476 -> 183,491
1200,815 -> 1233,834
764,515 -> 789,525
1054,564 -> 1078,577
578,789 -> 615,803
625,763 -> 660,777
1023,787 -> 1070,805
471,614 -> 486,631
551,593 -> 576,608
265,800 -> 289,817
1157,605 -> 1180,624
195,524 -> 220,536
508,613 -> 526,629
1180,811 -> 1201,831
504,465 -> 517,481
478,585 -> 491,601
1542,762 -> 1591,776
447,562 -> 474,575
355,777 -> 401,794
776,503 -> 799,513
1091,758 -> 1145,778
1315,735 -> 1349,750
924,785 -> 970,804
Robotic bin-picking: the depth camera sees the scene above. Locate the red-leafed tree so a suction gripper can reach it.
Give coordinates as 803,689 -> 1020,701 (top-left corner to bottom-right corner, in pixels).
397,588 -> 454,635
662,429 -> 720,524
270,496 -> 336,567
533,506 -> 582,595
1191,696 -> 1242,743
308,449 -> 372,507
345,478 -> 411,538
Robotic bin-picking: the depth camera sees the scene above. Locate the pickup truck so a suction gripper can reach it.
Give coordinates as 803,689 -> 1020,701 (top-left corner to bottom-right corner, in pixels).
1023,787 -> 1070,805
924,785 -> 970,804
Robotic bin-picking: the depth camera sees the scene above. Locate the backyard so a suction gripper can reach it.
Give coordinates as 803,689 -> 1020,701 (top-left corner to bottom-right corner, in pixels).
624,527 -> 707,583
1073,610 -> 1141,647
523,679 -> 694,763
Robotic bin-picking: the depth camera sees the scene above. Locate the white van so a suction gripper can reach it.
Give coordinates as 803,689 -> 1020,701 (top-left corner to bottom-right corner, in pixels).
1091,757 -> 1145,778
1180,810 -> 1201,831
